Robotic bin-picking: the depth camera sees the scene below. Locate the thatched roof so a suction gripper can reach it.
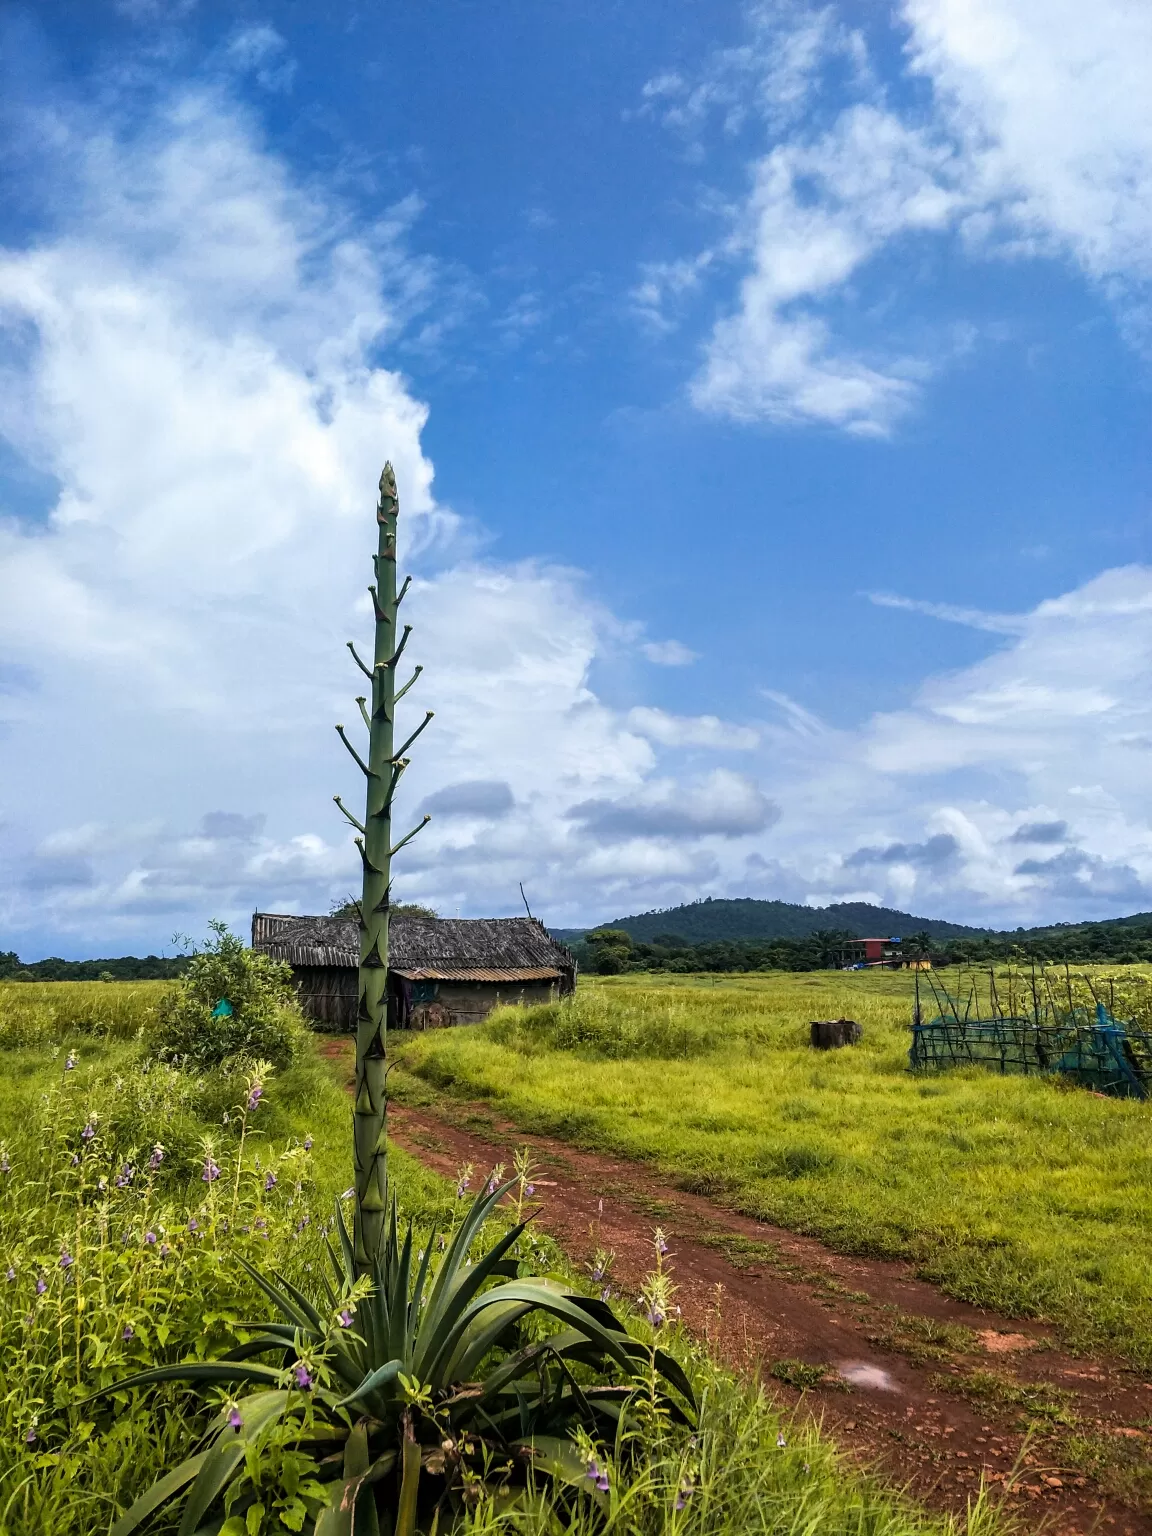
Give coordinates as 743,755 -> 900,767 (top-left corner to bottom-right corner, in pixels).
251,911 -> 576,982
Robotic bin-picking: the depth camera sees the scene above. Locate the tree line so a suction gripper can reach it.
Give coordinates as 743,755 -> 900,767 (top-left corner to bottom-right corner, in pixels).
574,917 -> 1152,974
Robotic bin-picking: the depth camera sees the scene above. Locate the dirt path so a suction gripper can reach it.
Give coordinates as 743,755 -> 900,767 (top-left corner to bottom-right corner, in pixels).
322,1043 -> 1152,1533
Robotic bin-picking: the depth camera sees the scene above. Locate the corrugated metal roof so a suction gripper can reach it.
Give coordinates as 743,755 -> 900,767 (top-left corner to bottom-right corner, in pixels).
393,966 -> 562,983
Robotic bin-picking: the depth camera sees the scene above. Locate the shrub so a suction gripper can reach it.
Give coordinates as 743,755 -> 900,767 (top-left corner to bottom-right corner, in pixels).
151,922 -> 307,1070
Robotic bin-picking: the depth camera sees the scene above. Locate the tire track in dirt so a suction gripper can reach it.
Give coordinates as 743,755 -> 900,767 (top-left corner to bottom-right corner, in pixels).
321,1041 -> 1152,1534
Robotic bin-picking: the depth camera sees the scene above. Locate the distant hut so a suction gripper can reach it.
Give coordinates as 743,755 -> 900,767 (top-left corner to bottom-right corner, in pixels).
251,911 -> 577,1031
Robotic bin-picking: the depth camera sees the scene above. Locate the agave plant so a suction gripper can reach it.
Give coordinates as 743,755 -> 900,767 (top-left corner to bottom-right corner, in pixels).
102,1177 -> 694,1534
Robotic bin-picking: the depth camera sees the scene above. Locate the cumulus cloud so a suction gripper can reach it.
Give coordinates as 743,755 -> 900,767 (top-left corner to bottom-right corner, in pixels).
641,639 -> 699,666
1008,820 -> 1068,845
567,770 -> 778,841
644,0 -> 1152,431
843,834 -> 960,870
625,707 -> 758,750
417,781 -> 515,820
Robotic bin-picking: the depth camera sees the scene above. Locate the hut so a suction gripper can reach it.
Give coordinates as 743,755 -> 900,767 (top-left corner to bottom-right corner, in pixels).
251,911 -> 577,1031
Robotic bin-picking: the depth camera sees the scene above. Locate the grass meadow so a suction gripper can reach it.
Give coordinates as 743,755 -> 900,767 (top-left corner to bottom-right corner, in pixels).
396,969 -> 1152,1369
0,979 -> 1004,1536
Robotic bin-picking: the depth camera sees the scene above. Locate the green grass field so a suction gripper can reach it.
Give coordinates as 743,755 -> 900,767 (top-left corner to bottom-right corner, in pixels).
0,980 -> 1002,1535
397,970 -> 1152,1369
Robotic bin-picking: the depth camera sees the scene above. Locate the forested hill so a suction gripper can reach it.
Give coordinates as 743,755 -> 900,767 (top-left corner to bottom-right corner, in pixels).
550,897 -> 987,946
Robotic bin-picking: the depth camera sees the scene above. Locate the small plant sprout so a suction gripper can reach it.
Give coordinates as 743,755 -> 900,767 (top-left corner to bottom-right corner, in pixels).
511,1145 -> 538,1221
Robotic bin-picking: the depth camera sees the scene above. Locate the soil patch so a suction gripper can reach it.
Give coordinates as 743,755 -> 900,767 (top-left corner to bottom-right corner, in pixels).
321,1040 -> 1152,1533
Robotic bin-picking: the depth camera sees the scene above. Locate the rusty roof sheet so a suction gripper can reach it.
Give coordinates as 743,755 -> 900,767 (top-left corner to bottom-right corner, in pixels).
393,966 -> 562,983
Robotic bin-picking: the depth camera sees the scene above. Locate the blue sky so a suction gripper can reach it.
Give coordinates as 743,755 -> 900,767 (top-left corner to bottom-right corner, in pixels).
1,0 -> 1151,956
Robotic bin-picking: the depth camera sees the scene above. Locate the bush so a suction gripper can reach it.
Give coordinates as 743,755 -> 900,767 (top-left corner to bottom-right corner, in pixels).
150,922 -> 307,1070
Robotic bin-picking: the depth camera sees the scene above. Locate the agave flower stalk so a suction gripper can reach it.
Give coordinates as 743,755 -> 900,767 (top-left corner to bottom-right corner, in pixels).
335,464 -> 432,1272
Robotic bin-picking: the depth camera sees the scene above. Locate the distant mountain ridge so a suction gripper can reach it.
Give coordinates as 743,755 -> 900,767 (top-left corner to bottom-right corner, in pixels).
549,897 -> 988,947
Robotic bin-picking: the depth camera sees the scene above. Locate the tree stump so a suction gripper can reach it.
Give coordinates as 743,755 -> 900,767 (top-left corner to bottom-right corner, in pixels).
810,1018 -> 862,1049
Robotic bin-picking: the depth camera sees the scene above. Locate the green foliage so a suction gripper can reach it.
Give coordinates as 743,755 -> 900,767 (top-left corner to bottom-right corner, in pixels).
151,922 -> 307,1071
106,1180 -> 694,1534
0,1012 -> 1003,1536
0,980 -> 170,1048
555,897 -> 983,949
401,969 -> 1152,1369
0,952 -> 190,981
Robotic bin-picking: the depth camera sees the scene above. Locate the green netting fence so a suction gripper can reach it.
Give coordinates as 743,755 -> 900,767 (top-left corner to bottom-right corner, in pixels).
909,968 -> 1152,1099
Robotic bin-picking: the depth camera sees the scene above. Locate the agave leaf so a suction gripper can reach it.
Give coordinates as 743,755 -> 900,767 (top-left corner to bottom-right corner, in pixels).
515,1435 -> 606,1509
414,1218 -> 527,1380
109,1451 -> 210,1536
206,1389 -> 292,1438
389,1218 -> 414,1361
441,1298 -> 534,1384
85,1360 -> 285,1404
176,1435 -> 248,1536
429,1282 -> 636,1385
222,1335 -> 296,1363
422,1181 -> 513,1327
235,1254 -> 317,1332
409,1225 -> 436,1313
334,1198 -> 357,1282
334,1356 -> 404,1411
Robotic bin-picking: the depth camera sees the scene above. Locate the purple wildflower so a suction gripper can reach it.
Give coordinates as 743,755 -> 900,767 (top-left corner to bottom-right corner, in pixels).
254,1217 -> 267,1230
144,1231 -> 156,1246
525,1184 -> 535,1196
202,1157 -> 221,1184
159,1244 -> 170,1258
293,1363 -> 313,1391
59,1249 -> 73,1270
340,1187 -> 354,1200
97,1177 -> 107,1193
122,1324 -> 134,1341
65,1053 -> 76,1071
219,1217 -> 229,1232
656,1235 -> 669,1256
303,1136 -> 313,1151
187,1218 -> 199,1233
247,1084 -> 263,1112
228,1407 -> 243,1432
675,1483 -> 694,1511
71,1154 -> 80,1167
776,1432 -> 786,1449
646,1305 -> 665,1328
338,1309 -> 353,1328
263,1171 -> 276,1191
586,1457 -> 610,1493
147,1145 -> 164,1172
81,1122 -> 96,1142
35,1275 -> 47,1295
25,1425 -> 36,1445
5,1267 -> 14,1282
115,1163 -> 134,1188
456,1177 -> 470,1198
601,1287 -> 612,1302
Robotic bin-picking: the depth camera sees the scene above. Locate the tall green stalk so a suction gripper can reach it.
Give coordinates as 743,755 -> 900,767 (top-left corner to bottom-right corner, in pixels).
335,463 -> 431,1271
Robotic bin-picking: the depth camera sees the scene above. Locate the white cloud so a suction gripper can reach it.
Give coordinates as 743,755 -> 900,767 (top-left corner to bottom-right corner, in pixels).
625,707 -> 758,749
0,72 -> 783,950
649,0 -> 1152,430
868,591 -> 1028,634
641,639 -> 699,666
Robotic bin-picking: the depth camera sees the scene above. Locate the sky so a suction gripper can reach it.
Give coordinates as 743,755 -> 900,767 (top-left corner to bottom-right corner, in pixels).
0,0 -> 1150,957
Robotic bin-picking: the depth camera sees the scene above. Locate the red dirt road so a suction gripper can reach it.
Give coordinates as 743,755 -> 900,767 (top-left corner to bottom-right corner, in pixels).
322,1042 -> 1152,1533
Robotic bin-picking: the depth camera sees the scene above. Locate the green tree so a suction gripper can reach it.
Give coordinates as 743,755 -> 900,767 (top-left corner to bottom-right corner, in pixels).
586,927 -> 634,974
151,920 -> 305,1069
